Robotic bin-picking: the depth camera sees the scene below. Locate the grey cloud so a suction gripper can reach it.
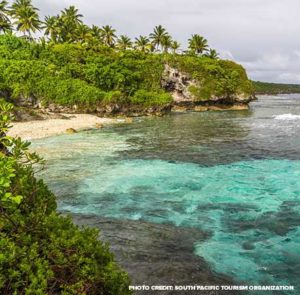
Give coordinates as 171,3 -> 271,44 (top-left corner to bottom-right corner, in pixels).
29,0 -> 300,83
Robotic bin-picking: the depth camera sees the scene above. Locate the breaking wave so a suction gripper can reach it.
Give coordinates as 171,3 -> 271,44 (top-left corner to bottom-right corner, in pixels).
274,113 -> 300,120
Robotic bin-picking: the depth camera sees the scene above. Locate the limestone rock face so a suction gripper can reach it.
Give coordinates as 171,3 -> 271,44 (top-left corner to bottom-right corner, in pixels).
161,64 -> 254,105
172,105 -> 189,113
161,65 -> 197,103
194,106 -> 209,112
198,104 -> 249,112
172,104 -> 249,113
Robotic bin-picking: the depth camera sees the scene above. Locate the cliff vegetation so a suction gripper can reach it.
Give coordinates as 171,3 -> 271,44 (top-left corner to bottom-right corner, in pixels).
0,0 -> 254,115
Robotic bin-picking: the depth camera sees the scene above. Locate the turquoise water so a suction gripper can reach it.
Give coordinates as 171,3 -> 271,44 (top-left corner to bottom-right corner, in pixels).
32,95 -> 300,291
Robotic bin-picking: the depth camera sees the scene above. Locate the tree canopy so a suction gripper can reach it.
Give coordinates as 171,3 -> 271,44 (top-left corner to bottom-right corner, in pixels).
0,0 -> 220,56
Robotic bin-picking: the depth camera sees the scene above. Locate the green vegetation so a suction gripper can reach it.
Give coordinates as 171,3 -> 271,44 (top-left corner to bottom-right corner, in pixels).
0,0 -> 253,111
167,55 -> 253,101
188,34 -> 208,55
253,81 -> 300,94
0,101 -> 131,294
0,36 -> 171,109
0,1 -> 255,293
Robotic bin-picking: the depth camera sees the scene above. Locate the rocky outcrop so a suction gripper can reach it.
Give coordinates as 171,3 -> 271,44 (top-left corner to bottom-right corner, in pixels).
13,64 -> 254,119
65,128 -> 77,134
94,104 -> 172,117
161,64 -> 255,109
14,99 -> 172,118
13,107 -> 69,122
161,65 -> 198,103
172,104 -> 249,113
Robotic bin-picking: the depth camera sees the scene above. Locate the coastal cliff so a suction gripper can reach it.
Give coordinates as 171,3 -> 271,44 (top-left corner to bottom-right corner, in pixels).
0,35 -> 255,119
162,65 -> 254,104
13,61 -> 254,119
11,61 -> 254,119
162,50 -> 256,108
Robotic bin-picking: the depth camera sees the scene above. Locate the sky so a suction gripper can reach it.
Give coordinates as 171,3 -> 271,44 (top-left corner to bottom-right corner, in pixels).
31,0 -> 300,83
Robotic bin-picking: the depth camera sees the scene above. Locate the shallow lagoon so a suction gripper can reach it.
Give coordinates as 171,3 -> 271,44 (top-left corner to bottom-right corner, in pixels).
33,95 -> 300,292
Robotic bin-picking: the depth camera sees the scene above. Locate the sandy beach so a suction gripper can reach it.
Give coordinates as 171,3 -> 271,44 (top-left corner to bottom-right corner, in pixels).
8,113 -> 126,140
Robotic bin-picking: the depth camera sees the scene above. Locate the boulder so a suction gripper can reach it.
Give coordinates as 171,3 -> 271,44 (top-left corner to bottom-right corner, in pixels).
208,104 -> 249,111
66,128 -> 77,134
194,106 -> 209,112
172,105 -> 189,112
95,123 -> 103,129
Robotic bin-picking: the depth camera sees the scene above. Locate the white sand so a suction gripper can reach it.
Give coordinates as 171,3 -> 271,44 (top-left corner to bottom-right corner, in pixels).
8,114 -> 125,140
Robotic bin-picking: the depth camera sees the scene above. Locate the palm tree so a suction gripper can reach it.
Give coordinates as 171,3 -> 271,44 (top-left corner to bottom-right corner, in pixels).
87,25 -> 103,47
149,25 -> 169,51
61,5 -> 82,26
188,34 -> 209,55
0,18 -> 11,33
101,25 -> 116,47
149,42 -> 156,53
134,35 -> 150,53
0,0 -> 11,33
10,0 -> 32,13
205,48 -> 219,59
117,35 -> 132,50
171,41 -> 180,54
10,0 -> 36,18
0,0 -> 8,16
43,15 -> 60,43
59,5 -> 83,42
76,24 -> 92,44
161,35 -> 173,53
10,0 -> 41,38
15,7 -> 40,38
91,25 -> 102,39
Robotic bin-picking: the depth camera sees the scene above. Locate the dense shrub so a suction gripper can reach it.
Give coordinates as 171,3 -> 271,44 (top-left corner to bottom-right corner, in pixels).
0,34 -> 30,51
0,59 -> 49,99
130,89 -> 172,106
102,90 -> 126,104
0,35 -> 253,108
0,102 -> 131,294
36,78 -> 106,107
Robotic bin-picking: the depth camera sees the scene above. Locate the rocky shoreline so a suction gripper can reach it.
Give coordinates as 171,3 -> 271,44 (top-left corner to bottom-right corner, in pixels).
9,65 -> 255,139
9,100 -> 252,140
14,99 -> 251,121
11,64 -> 255,120
8,113 -> 127,140
172,103 -> 250,113
71,214 -> 242,295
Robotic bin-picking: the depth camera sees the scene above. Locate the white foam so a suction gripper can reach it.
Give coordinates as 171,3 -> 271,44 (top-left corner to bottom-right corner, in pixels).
273,113 -> 300,120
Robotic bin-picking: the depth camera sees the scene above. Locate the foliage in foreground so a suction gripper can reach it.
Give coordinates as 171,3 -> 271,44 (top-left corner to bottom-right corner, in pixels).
0,101 -> 131,294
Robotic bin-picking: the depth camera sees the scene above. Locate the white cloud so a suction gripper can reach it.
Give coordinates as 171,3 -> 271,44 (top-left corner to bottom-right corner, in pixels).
237,50 -> 300,83
219,50 -> 235,60
277,73 -> 300,83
